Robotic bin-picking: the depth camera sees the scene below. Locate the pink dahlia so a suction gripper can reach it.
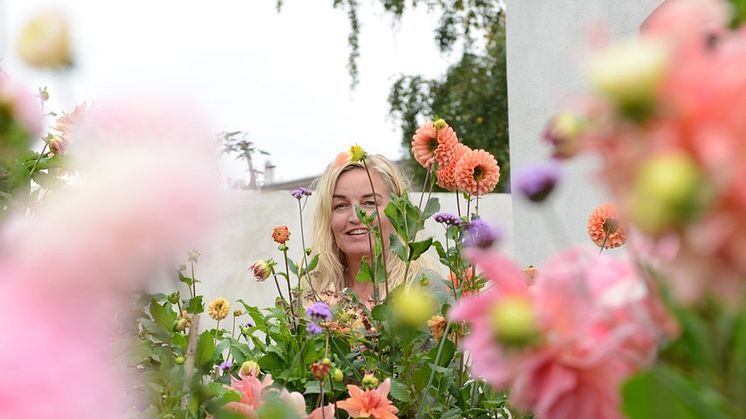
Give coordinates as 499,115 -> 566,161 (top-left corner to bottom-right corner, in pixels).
454,149 -> 500,196
436,143 -> 470,191
450,247 -> 664,419
411,121 -> 459,169
337,378 -> 399,419
587,203 -> 627,249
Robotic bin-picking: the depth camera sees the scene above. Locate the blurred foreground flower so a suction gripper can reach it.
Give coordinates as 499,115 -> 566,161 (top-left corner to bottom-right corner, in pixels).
451,247 -> 666,419
515,160 -> 562,202
16,10 -> 73,69
0,97 -> 218,418
390,285 -> 436,327
0,77 -> 42,157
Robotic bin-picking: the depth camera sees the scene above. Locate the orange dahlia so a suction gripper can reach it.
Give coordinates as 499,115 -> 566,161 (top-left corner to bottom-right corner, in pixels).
455,149 -> 500,196
411,121 -> 459,169
272,225 -> 290,244
337,378 -> 399,419
436,143 -> 470,191
587,203 -> 627,249
450,267 -> 477,296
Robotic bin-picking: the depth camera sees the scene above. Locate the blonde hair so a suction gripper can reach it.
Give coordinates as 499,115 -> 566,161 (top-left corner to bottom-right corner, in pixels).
310,154 -> 422,294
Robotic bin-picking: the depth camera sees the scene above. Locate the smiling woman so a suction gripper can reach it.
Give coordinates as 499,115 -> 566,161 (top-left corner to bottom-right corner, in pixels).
311,154 -> 423,301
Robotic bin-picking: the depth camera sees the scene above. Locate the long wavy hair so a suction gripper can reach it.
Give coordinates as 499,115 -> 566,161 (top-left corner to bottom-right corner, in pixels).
310,154 -> 422,295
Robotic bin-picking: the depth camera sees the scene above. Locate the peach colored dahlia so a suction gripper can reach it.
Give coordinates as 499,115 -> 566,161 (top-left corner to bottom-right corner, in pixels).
588,203 -> 627,249
436,143 -> 470,191
337,378 -> 399,419
454,149 -> 500,196
411,122 -> 459,169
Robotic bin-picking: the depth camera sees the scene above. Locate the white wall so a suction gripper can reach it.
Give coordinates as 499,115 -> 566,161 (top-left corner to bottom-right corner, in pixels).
154,190 -> 514,309
506,0 -> 661,267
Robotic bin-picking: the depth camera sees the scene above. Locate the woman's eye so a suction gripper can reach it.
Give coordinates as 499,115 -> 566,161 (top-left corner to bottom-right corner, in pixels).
363,200 -> 377,207
334,203 -> 349,210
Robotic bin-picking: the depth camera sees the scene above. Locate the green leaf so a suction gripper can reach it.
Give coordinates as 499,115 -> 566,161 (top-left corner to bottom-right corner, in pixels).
371,304 -> 392,321
149,299 -> 177,330
237,302 -> 267,331
432,240 -> 447,260
178,271 -> 193,287
299,254 -> 320,276
422,197 -> 440,220
258,352 -> 284,372
408,237 -> 433,261
288,258 -> 298,276
390,378 -> 411,402
356,260 -> 374,284
196,331 -> 216,368
186,296 -> 204,314
389,234 -> 407,261
622,367 -> 730,419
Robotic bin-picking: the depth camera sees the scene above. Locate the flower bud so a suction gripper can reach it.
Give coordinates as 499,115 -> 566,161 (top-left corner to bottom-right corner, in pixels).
349,144 -> 367,162
16,11 -> 72,69
543,112 -> 584,159
332,368 -> 344,382
249,259 -> 273,281
233,309 -> 244,317
175,356 -> 185,365
167,292 -> 180,305
629,153 -> 704,233
240,360 -> 261,377
587,37 -> 669,111
175,318 -> 189,332
391,286 -> 436,327
240,326 -> 251,336
322,358 -> 332,366
311,361 -> 331,380
489,297 -> 540,347
362,373 -> 379,388
433,118 -> 447,130
47,135 -> 68,156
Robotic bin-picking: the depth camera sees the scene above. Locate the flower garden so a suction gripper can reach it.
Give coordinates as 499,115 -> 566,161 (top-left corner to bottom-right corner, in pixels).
3,1 -> 746,418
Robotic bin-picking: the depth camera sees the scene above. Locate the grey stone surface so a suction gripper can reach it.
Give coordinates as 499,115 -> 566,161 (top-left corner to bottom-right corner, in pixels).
506,0 -> 661,266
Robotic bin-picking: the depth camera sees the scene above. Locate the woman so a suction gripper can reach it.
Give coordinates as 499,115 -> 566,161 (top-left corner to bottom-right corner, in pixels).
310,154 -> 424,301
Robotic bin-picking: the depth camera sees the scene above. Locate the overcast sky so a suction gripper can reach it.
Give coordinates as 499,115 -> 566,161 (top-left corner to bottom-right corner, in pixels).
2,0 -> 453,184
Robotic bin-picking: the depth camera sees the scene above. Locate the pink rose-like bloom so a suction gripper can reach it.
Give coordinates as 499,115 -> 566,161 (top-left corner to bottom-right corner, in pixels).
450,247 -> 664,419
0,77 -> 43,140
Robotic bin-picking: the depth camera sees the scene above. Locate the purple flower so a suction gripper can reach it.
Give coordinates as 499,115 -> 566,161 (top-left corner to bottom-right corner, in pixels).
291,187 -> 313,200
515,161 -> 562,203
433,212 -> 461,226
219,359 -> 233,371
463,218 -> 502,249
305,301 -> 332,322
306,322 -> 323,336
244,319 -> 255,328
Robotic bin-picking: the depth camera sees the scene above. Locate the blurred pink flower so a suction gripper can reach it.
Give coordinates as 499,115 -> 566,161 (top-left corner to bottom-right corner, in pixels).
451,247 -> 664,419
224,373 -> 275,417
0,76 -> 43,141
0,97 -> 218,418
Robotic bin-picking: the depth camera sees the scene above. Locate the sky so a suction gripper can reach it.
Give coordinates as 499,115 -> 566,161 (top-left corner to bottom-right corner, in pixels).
1,0 -> 453,184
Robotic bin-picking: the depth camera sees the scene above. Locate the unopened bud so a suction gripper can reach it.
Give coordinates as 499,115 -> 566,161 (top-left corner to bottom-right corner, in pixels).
433,118 -> 447,130
240,360 -> 261,377
332,368 -> 344,382
362,373 -> 379,388
167,292 -> 180,305
175,356 -> 185,365
175,318 -> 189,332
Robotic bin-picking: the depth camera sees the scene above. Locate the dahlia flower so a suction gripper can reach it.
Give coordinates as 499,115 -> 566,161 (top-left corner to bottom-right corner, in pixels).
337,378 -> 399,419
272,225 -> 290,244
588,203 -> 627,249
208,297 -> 230,321
450,247 -> 664,419
427,315 -> 447,339
454,149 -> 500,196
436,143 -> 470,190
411,121 -> 459,169
463,219 -> 501,249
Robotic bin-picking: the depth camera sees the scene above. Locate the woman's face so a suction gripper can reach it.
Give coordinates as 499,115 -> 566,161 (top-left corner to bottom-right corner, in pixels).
331,168 -> 393,262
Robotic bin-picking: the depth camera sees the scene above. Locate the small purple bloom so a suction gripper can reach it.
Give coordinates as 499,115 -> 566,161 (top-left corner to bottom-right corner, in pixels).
306,322 -> 323,336
244,319 -> 255,328
291,187 -> 313,200
305,301 -> 333,321
219,359 -> 233,371
463,218 -> 502,249
433,212 -> 461,226
515,161 -> 562,203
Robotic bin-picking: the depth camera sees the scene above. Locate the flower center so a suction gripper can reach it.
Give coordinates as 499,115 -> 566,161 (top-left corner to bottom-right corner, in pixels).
473,166 -> 484,181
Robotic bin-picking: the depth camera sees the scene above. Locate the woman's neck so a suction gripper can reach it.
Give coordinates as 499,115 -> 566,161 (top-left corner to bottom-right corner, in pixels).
344,255 -> 374,301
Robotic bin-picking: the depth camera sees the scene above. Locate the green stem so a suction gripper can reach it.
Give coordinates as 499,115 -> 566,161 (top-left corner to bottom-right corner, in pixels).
282,249 -> 297,328
190,261 -> 197,299
28,143 -> 49,181
271,268 -> 288,305
415,319 -> 453,419
362,159 -> 389,298
298,198 -> 321,300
